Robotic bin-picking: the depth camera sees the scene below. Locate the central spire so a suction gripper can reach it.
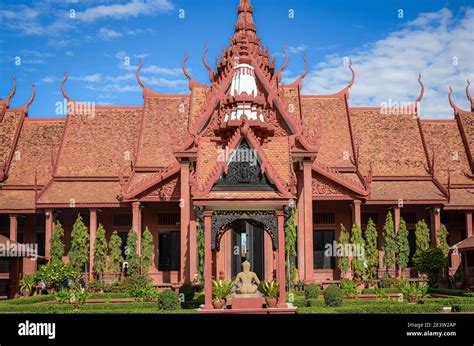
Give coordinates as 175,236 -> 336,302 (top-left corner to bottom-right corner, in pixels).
234,0 -> 257,44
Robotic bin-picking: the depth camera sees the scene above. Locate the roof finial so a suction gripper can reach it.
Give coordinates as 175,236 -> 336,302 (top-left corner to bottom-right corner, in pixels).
202,43 -> 216,82
23,82 -> 35,114
61,72 -> 73,103
415,73 -> 424,114
3,77 -> 17,108
182,52 -> 205,90
466,79 -> 474,111
286,52 -> 309,90
347,60 -> 355,89
275,44 -> 289,84
448,86 -> 462,115
136,58 -> 145,89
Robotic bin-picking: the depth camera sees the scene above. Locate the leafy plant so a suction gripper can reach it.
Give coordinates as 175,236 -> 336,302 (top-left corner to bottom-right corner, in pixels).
351,223 -> 366,281
379,276 -> 399,289
35,262 -> 80,291
19,274 -> 36,295
399,279 -> 428,303
195,209 -> 204,283
211,280 -> 233,301
304,283 -> 321,299
383,211 -> 396,275
158,289 -> 180,310
50,221 -> 65,263
285,205 -> 297,289
414,247 -> 447,288
68,214 -> 90,271
108,231 -> 123,273
436,224 -> 449,259
294,279 -> 305,292
414,219 -> 430,258
340,278 -> 360,298
54,286 -> 90,308
125,228 -> 139,275
120,273 -> 158,301
140,227 -> 154,274
93,224 -> 108,277
323,284 -> 344,307
364,218 -> 379,280
337,224 -> 350,276
397,218 -> 410,272
258,280 -> 280,299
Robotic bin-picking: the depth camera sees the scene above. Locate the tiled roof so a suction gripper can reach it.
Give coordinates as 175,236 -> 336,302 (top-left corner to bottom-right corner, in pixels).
458,113 -> 474,168
135,95 -> 190,168
301,97 -> 354,168
37,181 -> 121,206
349,109 -> 428,176
446,188 -> 474,208
0,110 -> 23,163
7,119 -> 64,185
422,121 -> 472,185
368,180 -> 446,202
452,236 -> 474,251
0,190 -> 36,210
55,107 -> 141,177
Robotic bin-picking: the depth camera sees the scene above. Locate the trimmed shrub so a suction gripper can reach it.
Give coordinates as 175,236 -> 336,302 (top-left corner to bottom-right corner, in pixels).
414,247 -> 447,288
323,284 -> 344,307
179,283 -> 195,302
158,289 -> 180,311
304,283 -> 322,299
380,276 -> 399,288
340,278 -> 360,297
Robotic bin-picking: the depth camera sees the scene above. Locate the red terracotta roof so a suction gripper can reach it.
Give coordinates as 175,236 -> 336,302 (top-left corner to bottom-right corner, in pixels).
0,189 -> 36,211
135,95 -> 190,168
55,107 -> 141,177
7,119 -> 64,185
0,110 -> 23,166
367,180 -> 446,202
36,181 -> 121,206
445,188 -> 474,209
457,113 -> 474,169
452,236 -> 474,251
349,109 -> 429,176
301,97 -> 354,168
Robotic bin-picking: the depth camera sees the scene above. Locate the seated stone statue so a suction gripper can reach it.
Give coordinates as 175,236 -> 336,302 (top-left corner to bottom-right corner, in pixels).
233,260 -> 260,295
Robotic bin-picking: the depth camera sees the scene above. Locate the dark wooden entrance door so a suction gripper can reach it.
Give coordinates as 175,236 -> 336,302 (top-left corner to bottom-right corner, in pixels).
231,220 -> 264,280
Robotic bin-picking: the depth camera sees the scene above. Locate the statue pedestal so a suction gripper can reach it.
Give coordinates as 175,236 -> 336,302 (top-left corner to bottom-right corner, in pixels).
231,296 -> 265,309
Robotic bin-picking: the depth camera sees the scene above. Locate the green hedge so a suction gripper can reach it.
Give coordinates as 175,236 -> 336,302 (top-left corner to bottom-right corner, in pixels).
361,288 -> 401,294
428,288 -> 474,297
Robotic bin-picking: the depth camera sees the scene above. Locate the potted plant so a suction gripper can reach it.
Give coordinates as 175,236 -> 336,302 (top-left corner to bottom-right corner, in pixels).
211,280 -> 233,309
19,274 -> 36,297
259,280 -> 279,308
399,279 -> 427,304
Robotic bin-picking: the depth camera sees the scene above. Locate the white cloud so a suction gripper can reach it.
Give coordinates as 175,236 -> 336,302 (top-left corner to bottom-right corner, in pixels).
76,0 -> 174,22
40,76 -> 59,84
70,73 -> 102,82
299,8 -> 474,118
98,27 -> 123,40
141,65 -> 182,76
287,45 -> 307,54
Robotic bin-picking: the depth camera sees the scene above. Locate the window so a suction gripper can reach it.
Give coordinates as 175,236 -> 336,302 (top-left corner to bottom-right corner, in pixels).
362,212 -> 379,225
401,212 -> 417,225
157,213 -> 180,226
313,211 -> 335,225
159,232 -> 180,271
313,230 -> 335,269
113,214 -> 132,228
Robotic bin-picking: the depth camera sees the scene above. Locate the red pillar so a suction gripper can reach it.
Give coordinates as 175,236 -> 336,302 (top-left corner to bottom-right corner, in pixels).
466,211 -> 473,238
23,215 -> 36,275
303,161 -> 313,283
89,209 -> 97,281
393,206 -> 400,277
180,161 -> 190,283
9,214 -> 18,242
296,170 -> 305,280
351,200 -> 361,227
45,210 -> 55,261
430,206 -> 441,246
132,202 -> 142,256
203,210 -> 213,310
264,231 -> 273,282
277,210 -> 287,308
189,209 -> 197,282
9,258 -> 20,298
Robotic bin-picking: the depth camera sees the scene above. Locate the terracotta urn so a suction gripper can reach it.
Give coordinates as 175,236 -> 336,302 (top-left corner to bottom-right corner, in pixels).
22,288 -> 31,297
266,298 -> 278,308
212,299 -> 226,309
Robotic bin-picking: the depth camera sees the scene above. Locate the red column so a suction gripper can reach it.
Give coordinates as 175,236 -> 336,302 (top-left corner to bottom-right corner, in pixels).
203,210 -> 213,309
9,258 -> 20,298
277,210 -> 287,308
180,161 -> 190,283
89,209 -> 97,281
352,200 -> 361,227
264,231 -> 273,282
466,211 -> 473,238
189,210 -> 197,282
45,210 -> 55,261
296,170 -> 305,280
9,214 -> 18,242
303,161 -> 313,283
132,202 -> 142,256
430,206 -> 441,246
23,215 -> 36,275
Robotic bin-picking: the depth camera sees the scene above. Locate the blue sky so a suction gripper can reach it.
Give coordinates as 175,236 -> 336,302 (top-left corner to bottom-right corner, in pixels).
0,0 -> 473,118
